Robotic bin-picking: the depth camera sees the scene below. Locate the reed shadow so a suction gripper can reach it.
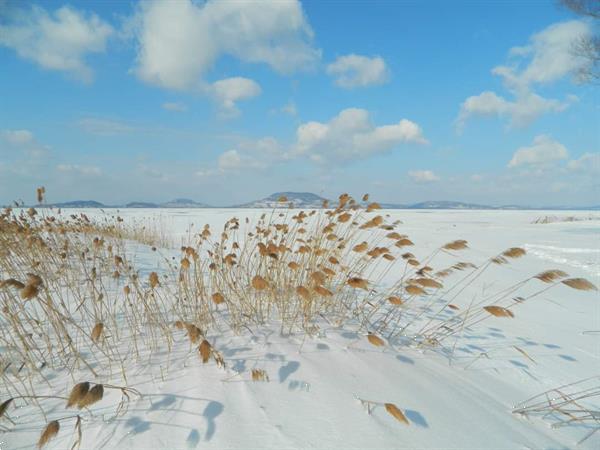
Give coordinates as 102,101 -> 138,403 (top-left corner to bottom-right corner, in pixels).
279,360 -> 300,383
125,416 -> 151,434
186,429 -> 200,448
150,394 -> 176,411
396,354 -> 414,365
203,401 -> 224,441
405,409 -> 429,428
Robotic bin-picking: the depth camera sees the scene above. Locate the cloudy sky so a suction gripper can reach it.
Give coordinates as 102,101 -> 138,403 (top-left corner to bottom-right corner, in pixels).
0,0 -> 598,206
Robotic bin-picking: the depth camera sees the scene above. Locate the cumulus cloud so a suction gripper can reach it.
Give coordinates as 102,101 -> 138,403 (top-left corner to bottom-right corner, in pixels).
217,150 -> 243,171
0,5 -> 113,82
162,102 -> 187,112
197,145 -> 271,177
567,152 -> 600,174
508,135 -> 568,168
457,20 -> 589,130
211,77 -> 262,117
292,108 -> 427,163
1,128 -> 48,158
207,108 -> 427,173
57,164 -> 102,176
326,54 -> 389,88
217,149 -> 267,171
130,0 -> 319,91
494,20 -> 592,90
1,129 -> 34,145
456,91 -> 574,129
408,170 -> 439,183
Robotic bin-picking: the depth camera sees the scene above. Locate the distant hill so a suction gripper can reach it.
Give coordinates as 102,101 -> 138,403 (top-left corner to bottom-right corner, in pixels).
160,198 -> 211,208
22,193 -> 600,210
35,198 -> 212,209
236,192 -> 327,209
125,202 -> 159,208
408,201 -> 496,210
43,200 -> 107,208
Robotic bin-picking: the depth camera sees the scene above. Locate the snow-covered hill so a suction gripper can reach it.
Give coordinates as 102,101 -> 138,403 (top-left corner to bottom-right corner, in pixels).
236,192 -> 328,208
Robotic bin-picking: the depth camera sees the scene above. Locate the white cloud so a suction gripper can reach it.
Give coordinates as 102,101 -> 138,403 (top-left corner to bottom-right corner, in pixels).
408,170 -> 439,183
1,129 -> 48,158
457,91 -> 574,129
130,0 -> 319,91
209,108 -> 427,172
471,174 -> 484,182
567,152 -> 600,174
0,5 -> 113,82
493,20 -> 592,90
162,102 -> 187,112
218,150 -> 243,171
196,148 -> 268,176
1,129 -> 34,145
293,108 -> 427,163
211,77 -> 262,117
457,20 -> 589,130
57,164 -> 102,176
77,118 -> 135,135
326,54 -> 389,88
217,149 -> 265,171
508,135 -> 568,168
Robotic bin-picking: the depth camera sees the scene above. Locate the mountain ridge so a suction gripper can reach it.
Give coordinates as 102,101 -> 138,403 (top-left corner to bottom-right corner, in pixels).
14,192 -> 600,211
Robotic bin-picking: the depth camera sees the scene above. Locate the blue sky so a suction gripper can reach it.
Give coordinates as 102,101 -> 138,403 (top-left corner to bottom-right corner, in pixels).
0,0 -> 598,206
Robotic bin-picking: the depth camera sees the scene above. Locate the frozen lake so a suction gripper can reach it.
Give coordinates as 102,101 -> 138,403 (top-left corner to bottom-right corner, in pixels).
5,207 -> 600,449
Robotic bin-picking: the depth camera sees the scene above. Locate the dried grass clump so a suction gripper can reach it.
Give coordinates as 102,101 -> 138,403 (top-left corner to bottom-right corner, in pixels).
561,278 -> 597,291
443,240 -> 468,250
314,285 -> 333,297
405,285 -> 425,296
149,272 -> 160,288
199,340 -> 211,363
66,382 -> 90,408
388,296 -> 403,305
348,277 -> 368,290
251,369 -> 269,382
413,278 -> 443,289
384,403 -> 409,425
186,324 -> 203,344
36,186 -> 45,203
20,283 -> 40,300
91,322 -> 104,342
367,334 -> 385,347
251,275 -> 269,290
79,384 -> 104,408
212,293 -> 225,305
502,247 -> 526,259
38,420 -> 59,448
534,269 -> 568,283
483,305 -> 514,318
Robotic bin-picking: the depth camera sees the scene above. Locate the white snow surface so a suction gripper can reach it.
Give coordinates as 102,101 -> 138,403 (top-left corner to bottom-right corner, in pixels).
5,209 -> 600,450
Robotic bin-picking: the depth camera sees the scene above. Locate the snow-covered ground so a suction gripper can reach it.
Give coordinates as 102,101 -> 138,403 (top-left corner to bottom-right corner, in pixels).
5,209 -> 600,450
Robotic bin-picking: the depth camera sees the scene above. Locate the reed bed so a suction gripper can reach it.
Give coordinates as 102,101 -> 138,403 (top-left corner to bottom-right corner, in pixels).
0,189 -> 596,447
